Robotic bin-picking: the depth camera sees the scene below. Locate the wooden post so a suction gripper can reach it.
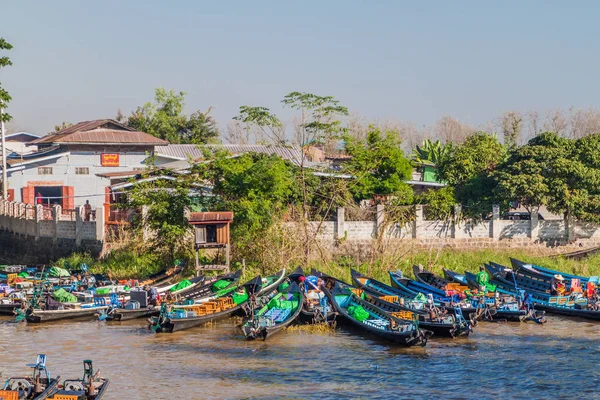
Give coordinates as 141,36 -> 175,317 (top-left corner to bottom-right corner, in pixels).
195,247 -> 200,277
225,244 -> 230,273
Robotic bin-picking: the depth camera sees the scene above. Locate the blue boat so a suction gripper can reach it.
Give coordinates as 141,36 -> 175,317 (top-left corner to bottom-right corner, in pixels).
510,258 -> 596,286
486,262 -> 600,321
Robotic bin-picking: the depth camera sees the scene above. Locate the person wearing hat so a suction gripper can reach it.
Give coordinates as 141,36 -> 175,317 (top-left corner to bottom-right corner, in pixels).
551,274 -> 566,296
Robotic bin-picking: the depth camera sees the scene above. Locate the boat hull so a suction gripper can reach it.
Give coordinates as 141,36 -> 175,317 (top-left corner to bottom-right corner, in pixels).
157,305 -> 243,333
111,307 -> 160,321
26,306 -> 109,323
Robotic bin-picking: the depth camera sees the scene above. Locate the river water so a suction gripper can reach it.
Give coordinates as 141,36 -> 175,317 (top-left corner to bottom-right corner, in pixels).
0,315 -> 598,399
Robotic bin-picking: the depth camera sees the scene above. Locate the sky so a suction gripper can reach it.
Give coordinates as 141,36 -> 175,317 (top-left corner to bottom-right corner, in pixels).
2,0 -> 600,136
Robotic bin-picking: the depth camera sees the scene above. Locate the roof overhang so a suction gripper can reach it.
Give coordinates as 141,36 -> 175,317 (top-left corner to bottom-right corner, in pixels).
108,175 -> 177,191
405,180 -> 446,187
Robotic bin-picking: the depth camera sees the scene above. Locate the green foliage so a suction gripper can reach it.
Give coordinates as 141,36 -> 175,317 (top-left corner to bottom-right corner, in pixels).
54,250 -> 164,280
233,105 -> 284,144
124,87 -> 219,144
0,37 -> 13,121
419,186 -> 456,220
344,127 -> 413,201
437,132 -> 506,218
412,139 -> 451,165
192,151 -> 298,247
496,132 -> 600,221
437,132 -> 505,186
127,176 -> 193,261
282,92 -> 349,143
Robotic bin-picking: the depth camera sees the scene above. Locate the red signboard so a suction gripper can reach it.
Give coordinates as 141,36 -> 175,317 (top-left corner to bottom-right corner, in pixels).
101,153 -> 120,167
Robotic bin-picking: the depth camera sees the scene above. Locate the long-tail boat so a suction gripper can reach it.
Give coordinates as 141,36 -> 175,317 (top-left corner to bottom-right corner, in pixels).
0,354 -> 60,400
239,280 -> 303,340
351,269 -> 473,338
149,270 -> 286,333
485,262 -> 600,320
322,279 -> 431,346
289,267 -> 337,325
413,265 -> 470,296
47,360 -> 109,400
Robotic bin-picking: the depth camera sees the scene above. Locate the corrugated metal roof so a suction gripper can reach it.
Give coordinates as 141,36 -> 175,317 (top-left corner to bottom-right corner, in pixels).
155,144 -> 303,163
28,119 -> 168,146
189,211 -> 234,223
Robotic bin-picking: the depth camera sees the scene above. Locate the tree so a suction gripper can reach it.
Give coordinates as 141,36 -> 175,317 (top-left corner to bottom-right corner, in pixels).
191,151 -> 298,260
0,38 -> 13,122
53,122 -> 73,133
434,116 -> 474,144
127,176 -> 193,263
437,132 -> 506,217
499,111 -> 523,151
495,132 -> 600,221
124,87 -> 219,144
344,127 -> 413,201
233,106 -> 284,145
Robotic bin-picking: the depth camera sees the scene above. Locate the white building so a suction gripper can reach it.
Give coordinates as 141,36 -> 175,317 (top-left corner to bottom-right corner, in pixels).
3,119 -> 167,209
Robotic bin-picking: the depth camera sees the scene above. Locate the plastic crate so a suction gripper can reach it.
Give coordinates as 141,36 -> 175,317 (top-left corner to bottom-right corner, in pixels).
0,390 -> 19,400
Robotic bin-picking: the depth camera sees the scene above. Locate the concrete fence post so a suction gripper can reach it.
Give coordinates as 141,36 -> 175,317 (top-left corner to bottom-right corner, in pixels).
52,204 -> 61,243
34,204 -> 43,240
95,205 -> 105,242
530,208 -> 539,241
565,212 -> 576,243
75,205 -> 83,245
376,204 -> 385,237
452,204 -> 463,239
336,207 -> 345,240
413,205 -> 423,239
491,204 -> 500,239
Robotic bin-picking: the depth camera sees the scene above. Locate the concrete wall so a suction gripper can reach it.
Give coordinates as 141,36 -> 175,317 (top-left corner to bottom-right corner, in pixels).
305,205 -> 600,247
0,200 -> 103,263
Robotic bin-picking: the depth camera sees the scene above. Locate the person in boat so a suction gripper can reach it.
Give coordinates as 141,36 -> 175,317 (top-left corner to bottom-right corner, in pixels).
551,275 -> 566,296
476,266 -> 489,295
148,286 -> 160,305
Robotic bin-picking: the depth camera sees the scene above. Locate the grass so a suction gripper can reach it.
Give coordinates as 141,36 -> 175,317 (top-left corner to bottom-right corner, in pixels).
239,247 -> 600,284
54,247 -> 600,284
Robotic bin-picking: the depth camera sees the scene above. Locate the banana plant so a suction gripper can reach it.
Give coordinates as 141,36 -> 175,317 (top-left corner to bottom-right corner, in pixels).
412,139 -> 451,165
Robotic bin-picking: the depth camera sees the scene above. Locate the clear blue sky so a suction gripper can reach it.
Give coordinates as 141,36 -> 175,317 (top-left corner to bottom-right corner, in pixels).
2,0 -> 599,135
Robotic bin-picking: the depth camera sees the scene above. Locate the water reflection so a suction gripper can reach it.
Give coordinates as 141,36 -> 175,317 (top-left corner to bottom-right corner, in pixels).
0,315 -> 598,399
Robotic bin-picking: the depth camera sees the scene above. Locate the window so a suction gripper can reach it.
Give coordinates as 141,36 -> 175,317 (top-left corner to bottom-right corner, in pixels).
75,167 -> 89,175
38,167 -> 53,175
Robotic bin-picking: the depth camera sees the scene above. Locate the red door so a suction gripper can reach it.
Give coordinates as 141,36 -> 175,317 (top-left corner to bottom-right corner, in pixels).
62,186 -> 74,209
22,186 -> 34,204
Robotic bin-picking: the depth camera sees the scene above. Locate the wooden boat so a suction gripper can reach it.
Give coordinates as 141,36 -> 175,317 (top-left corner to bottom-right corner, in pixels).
150,270 -> 285,333
182,270 -> 242,303
322,280 -> 431,346
289,267 -> 337,325
1,354 -> 60,400
48,360 -> 109,400
486,262 -> 600,321
0,299 -> 22,315
239,280 -> 303,340
413,265 -> 470,296
138,264 -> 184,286
351,269 -> 473,337
389,271 -> 462,303
442,268 -> 469,286
510,258 -> 593,286
16,293 -> 109,323
361,291 -> 471,338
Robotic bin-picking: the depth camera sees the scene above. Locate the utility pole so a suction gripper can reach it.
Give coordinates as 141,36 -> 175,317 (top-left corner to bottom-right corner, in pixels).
0,108 -> 6,199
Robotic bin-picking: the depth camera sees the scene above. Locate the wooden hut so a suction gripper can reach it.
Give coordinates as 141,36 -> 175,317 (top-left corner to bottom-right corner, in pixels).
189,211 -> 234,274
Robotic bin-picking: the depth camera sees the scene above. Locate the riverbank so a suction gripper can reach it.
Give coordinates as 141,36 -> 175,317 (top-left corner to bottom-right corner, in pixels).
53,246 -> 600,283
